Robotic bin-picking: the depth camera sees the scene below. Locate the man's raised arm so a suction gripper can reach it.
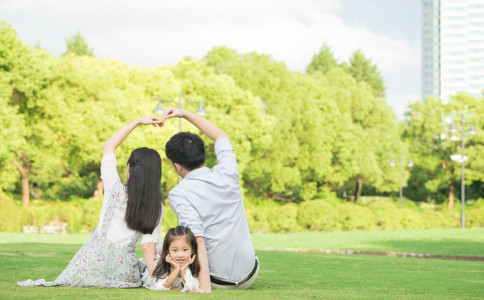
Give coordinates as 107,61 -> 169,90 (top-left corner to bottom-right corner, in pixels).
161,107 -> 228,141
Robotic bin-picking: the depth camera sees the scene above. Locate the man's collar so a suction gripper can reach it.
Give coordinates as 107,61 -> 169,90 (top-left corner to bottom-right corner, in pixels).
184,167 -> 210,179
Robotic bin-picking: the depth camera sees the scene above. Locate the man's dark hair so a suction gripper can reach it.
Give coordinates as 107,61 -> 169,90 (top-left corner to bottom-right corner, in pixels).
165,132 -> 205,171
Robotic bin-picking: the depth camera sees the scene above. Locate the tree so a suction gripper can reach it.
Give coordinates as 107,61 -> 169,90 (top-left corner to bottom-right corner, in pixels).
325,67 -> 403,202
403,94 -> 482,209
306,44 -> 338,75
205,47 -> 356,202
64,31 -> 94,57
343,49 -> 385,98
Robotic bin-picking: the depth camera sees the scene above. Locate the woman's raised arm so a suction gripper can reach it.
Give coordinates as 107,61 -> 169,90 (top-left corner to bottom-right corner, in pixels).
103,116 -> 163,155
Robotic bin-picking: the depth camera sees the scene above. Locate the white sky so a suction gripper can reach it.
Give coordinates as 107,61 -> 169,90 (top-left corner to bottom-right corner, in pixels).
0,0 -> 421,119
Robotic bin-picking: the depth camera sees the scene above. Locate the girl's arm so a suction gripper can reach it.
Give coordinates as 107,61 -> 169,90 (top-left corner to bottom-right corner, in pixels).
163,255 -> 181,289
163,268 -> 180,289
180,255 -> 196,283
103,116 -> 162,155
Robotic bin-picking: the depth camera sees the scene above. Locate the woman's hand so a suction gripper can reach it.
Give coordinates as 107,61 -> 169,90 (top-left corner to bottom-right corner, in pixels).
181,255 -> 196,272
103,116 -> 163,154
166,255 -> 180,270
138,115 -> 163,127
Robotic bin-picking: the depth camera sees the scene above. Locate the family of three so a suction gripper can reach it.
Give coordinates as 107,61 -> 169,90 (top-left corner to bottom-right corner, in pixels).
17,107 -> 259,293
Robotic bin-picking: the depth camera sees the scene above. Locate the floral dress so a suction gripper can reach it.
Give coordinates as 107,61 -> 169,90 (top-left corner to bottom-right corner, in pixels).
17,182 -> 142,288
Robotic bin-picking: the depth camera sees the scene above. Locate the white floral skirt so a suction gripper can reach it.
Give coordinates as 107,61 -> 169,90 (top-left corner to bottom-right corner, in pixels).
17,182 -> 142,288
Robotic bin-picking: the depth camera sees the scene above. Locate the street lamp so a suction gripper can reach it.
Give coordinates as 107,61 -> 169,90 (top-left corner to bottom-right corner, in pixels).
444,113 -> 477,229
153,91 -> 207,132
389,154 -> 414,209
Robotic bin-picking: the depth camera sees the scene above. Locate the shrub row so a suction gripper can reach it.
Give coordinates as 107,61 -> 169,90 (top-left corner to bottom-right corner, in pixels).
0,193 -> 178,233
1,193 -> 483,233
245,199 -> 483,233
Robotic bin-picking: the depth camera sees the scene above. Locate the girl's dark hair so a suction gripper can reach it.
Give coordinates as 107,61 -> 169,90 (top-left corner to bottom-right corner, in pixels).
153,226 -> 200,279
165,132 -> 205,171
125,147 -> 162,234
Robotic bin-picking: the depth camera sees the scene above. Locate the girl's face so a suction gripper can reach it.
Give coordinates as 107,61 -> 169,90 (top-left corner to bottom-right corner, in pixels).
169,236 -> 193,267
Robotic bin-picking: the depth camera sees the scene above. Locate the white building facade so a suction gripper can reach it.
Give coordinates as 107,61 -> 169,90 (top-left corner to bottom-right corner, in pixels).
422,0 -> 484,101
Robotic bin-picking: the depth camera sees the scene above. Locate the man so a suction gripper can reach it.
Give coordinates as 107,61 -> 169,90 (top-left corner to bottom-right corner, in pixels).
161,106 -> 259,293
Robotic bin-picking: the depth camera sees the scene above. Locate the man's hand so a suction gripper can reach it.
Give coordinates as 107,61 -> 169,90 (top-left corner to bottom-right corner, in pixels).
161,107 -> 185,123
138,115 -> 163,127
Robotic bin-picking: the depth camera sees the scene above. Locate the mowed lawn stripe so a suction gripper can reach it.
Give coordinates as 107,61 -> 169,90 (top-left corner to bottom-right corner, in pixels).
0,236 -> 483,299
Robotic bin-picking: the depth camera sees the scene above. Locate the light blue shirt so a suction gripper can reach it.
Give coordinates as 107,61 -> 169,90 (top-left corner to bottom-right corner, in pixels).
169,137 -> 255,282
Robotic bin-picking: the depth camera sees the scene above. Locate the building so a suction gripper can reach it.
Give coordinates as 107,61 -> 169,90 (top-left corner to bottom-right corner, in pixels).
421,0 -> 484,101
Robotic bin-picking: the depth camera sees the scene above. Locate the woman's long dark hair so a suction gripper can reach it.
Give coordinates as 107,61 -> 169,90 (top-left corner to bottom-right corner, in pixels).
125,147 -> 162,234
153,226 -> 200,279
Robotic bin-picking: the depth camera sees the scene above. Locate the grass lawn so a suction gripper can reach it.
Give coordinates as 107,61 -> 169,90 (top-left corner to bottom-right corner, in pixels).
251,228 -> 484,256
0,229 -> 483,299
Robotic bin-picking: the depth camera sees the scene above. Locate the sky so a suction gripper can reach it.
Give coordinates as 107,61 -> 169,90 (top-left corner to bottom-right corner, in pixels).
0,0 -> 421,119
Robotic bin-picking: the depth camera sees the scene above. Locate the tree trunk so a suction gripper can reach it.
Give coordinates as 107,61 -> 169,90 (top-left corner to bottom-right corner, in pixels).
12,151 -> 30,207
448,181 -> 454,211
354,178 -> 363,203
31,182 -> 39,199
95,179 -> 103,198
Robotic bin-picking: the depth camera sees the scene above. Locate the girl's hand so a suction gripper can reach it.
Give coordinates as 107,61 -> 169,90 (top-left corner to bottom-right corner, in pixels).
181,255 -> 196,272
138,115 -> 163,127
166,255 -> 180,270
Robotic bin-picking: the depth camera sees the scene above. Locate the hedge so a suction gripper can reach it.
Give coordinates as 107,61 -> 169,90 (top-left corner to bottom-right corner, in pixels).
1,194 -> 483,234
368,201 -> 402,230
337,203 -> 376,231
297,200 -> 340,231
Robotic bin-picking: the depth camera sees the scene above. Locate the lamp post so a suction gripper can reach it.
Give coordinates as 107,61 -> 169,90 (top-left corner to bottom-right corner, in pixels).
445,113 -> 477,229
389,154 -> 414,209
153,91 -> 207,132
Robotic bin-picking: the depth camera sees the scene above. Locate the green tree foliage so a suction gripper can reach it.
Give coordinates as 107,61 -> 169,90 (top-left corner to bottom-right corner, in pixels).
306,43 -> 338,75
343,49 -> 385,98
403,93 -> 483,209
4,21 -> 477,211
64,31 -> 94,56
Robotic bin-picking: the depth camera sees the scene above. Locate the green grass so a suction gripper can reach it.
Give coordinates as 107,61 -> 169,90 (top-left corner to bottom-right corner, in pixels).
0,230 -> 483,299
252,228 -> 484,256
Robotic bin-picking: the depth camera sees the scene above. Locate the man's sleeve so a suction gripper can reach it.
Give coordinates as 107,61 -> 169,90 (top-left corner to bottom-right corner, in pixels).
214,137 -> 238,175
169,192 -> 205,237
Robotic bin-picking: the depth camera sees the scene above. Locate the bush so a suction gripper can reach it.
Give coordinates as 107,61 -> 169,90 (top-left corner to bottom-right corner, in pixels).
81,197 -> 102,231
368,201 -> 401,230
246,207 -> 271,233
61,202 -> 84,233
268,204 -> 299,233
0,193 -> 20,231
358,196 -> 394,205
421,211 -> 457,229
162,205 -> 178,232
401,199 -> 421,211
399,209 -> 425,229
337,203 -> 376,231
314,187 -> 341,207
468,207 -> 484,228
471,198 -> 484,209
297,200 -> 340,231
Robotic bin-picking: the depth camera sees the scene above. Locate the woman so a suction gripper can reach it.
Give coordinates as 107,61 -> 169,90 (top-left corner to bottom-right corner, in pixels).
18,116 -> 164,288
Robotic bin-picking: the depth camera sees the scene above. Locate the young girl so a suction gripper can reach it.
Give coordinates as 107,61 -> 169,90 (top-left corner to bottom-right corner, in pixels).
18,116 -> 164,288
140,226 -> 200,292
